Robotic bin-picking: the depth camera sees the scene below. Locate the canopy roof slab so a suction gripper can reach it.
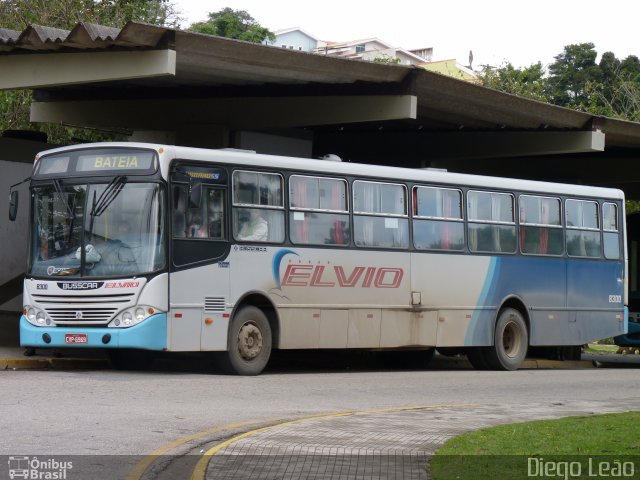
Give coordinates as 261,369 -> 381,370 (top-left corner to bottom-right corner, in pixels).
1,21 -> 640,192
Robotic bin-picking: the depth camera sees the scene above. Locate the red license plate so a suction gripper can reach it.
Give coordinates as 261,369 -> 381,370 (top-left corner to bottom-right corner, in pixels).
65,333 -> 88,344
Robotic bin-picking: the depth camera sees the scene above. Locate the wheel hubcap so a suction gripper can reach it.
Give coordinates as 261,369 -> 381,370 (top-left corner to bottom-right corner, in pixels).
502,320 -> 523,358
237,322 -> 263,360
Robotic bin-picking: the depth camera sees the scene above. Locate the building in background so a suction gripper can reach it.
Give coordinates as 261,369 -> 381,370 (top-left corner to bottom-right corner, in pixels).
270,27 -> 476,80
271,27 -> 319,52
422,58 -> 478,82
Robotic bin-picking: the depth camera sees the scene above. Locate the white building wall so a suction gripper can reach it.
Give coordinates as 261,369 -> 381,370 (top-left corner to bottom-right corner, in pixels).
272,31 -> 318,52
0,159 -> 32,310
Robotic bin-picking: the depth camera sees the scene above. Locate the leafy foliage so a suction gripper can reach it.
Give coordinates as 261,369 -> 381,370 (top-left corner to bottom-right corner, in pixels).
372,56 -> 401,64
480,62 -> 549,102
188,7 -> 275,44
0,0 -> 181,30
0,0 -> 181,144
479,43 -> 640,123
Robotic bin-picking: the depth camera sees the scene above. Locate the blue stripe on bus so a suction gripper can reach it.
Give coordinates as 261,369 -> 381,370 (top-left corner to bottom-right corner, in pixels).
464,256 -> 624,346
465,257 -> 499,346
20,313 -> 167,350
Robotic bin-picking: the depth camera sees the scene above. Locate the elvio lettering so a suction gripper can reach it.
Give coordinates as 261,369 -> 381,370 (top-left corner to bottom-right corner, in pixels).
281,265 -> 403,288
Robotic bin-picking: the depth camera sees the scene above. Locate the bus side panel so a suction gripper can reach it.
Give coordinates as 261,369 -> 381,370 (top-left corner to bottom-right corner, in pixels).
168,263 -> 231,351
412,253 -> 494,347
566,259 -> 625,343
464,257 -> 568,347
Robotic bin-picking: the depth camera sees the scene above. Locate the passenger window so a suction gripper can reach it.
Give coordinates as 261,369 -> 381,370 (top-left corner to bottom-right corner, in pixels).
353,181 -> 408,248
467,191 -> 516,253
289,175 -> 350,246
603,202 -> 620,260
565,199 -> 601,258
519,195 -> 563,256
413,186 -> 464,251
232,170 -> 284,243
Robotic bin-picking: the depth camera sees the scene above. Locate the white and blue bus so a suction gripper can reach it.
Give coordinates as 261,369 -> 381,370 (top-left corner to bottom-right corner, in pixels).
11,143 -> 627,374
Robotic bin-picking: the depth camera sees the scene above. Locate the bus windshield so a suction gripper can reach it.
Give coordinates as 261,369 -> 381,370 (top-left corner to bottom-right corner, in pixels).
29,182 -> 166,278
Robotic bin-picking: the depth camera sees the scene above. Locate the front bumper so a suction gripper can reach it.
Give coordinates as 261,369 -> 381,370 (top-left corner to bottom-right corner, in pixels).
20,313 -> 167,350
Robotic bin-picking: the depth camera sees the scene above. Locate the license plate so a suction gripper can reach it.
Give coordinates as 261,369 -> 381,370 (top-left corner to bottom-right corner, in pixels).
65,333 -> 88,344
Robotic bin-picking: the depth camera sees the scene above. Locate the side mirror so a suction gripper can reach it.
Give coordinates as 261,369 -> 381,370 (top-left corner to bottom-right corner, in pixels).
8,190 -> 18,221
188,182 -> 202,208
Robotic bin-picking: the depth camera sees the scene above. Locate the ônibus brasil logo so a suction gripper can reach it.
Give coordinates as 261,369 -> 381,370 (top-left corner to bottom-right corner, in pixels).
7,456 -> 73,479
271,249 -> 403,290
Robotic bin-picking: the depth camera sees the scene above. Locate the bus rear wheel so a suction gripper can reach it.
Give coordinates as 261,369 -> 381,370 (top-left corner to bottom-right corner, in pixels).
221,306 -> 272,375
484,308 -> 528,371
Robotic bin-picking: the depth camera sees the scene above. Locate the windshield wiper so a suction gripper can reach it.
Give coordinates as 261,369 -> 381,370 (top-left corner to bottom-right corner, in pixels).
88,176 -> 127,242
90,176 -> 127,218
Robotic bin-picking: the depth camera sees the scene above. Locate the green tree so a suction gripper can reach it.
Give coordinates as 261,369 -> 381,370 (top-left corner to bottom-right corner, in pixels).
547,43 -> 601,109
0,0 -> 181,30
479,62 -> 549,102
188,7 -> 274,44
0,0 -> 181,144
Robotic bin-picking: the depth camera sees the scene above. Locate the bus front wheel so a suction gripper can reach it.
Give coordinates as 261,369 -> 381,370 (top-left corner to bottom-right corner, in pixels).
485,308 -> 528,371
221,306 -> 272,375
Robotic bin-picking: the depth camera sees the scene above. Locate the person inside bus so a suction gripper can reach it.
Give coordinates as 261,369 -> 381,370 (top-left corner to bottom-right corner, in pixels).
237,209 -> 268,241
205,190 -> 224,239
187,212 -> 209,238
116,220 -> 132,240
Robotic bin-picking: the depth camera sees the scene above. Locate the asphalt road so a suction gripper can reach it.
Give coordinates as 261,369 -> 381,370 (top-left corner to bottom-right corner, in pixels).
1,352 -> 639,460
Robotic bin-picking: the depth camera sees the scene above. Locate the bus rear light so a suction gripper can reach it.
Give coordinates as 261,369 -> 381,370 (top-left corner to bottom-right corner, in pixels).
205,318 -> 214,325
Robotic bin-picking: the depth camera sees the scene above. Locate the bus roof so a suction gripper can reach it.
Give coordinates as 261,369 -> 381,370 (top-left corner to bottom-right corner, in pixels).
38,142 -> 625,201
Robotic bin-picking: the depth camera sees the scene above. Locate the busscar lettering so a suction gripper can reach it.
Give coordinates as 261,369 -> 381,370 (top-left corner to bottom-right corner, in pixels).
94,156 -> 139,169
281,264 -> 403,288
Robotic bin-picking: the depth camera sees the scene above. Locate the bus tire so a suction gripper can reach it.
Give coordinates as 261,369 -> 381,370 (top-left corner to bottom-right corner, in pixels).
485,308 -> 528,371
466,347 -> 491,370
221,306 -> 272,375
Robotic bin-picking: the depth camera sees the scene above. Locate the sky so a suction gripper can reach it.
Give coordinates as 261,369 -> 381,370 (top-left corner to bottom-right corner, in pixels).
174,0 -> 639,70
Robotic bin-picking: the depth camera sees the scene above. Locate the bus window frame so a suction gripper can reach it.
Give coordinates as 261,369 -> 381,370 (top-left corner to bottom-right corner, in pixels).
518,194 -> 564,257
565,198 -> 602,259
467,189 -> 517,254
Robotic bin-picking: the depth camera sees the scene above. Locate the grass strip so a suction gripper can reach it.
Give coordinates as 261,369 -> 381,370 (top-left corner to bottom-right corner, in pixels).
429,411 -> 640,479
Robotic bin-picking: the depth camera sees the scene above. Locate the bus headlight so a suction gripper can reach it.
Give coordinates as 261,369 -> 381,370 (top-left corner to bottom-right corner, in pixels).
24,306 -> 52,327
108,306 -> 157,328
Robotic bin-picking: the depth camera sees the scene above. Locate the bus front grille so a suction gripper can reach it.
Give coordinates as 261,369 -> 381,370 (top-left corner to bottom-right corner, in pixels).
45,307 -> 118,325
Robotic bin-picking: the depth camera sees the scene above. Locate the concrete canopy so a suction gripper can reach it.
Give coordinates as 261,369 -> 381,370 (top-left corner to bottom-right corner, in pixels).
1,21 -> 640,194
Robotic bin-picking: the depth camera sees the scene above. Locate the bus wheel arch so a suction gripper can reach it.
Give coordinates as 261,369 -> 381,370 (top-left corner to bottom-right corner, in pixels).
485,297 -> 530,371
219,292 -> 279,375
232,292 -> 280,349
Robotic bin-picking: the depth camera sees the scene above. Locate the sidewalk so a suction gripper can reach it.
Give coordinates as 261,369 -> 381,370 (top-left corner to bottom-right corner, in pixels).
0,345 -> 109,370
0,345 -> 616,371
195,398 -> 640,480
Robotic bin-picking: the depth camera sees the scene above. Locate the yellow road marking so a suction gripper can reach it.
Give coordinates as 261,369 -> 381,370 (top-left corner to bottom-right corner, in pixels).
190,403 -> 475,480
126,417 -> 285,480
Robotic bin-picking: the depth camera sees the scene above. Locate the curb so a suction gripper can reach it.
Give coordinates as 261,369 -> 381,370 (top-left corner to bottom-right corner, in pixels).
522,359 -> 594,369
0,357 -> 109,370
431,357 -> 594,370
0,355 -> 595,371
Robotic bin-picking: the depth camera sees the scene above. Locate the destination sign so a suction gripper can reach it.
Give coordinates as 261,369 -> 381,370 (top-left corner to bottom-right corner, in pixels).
77,152 -> 155,172
36,148 -> 158,177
